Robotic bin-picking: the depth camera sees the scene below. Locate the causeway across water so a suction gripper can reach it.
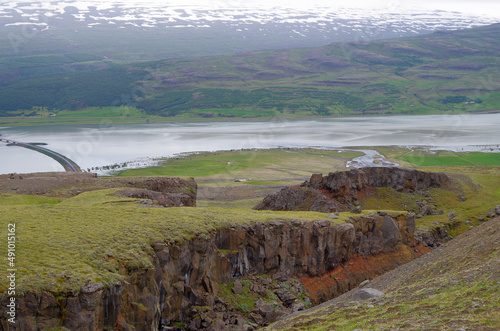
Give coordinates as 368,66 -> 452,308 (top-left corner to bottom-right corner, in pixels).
0,138 -> 81,172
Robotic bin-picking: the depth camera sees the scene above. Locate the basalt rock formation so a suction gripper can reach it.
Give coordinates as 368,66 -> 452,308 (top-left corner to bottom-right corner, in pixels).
3,212 -> 427,330
255,167 -> 450,212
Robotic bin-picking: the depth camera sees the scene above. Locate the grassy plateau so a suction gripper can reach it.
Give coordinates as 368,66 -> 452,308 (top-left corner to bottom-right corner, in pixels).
0,187 -> 377,294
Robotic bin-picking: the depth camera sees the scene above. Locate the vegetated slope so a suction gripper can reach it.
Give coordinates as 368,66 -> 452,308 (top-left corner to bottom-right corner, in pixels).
135,23 -> 500,118
2,23 -> 500,119
266,217 -> 500,331
0,65 -> 147,114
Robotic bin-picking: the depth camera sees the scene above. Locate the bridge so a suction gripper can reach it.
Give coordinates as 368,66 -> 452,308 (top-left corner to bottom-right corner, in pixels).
0,137 -> 82,172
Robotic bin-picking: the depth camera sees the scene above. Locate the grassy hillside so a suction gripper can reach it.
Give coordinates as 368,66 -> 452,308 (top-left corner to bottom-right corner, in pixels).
2,23 -> 500,123
136,23 -> 500,118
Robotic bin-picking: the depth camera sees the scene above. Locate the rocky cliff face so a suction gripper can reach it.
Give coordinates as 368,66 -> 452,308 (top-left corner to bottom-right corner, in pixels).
3,212 -> 425,331
255,167 -> 450,212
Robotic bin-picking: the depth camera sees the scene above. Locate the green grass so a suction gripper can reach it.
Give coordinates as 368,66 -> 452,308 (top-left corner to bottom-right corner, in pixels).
462,152 -> 500,166
0,189 -> 360,294
0,194 -> 63,205
401,154 -> 476,166
116,148 -> 353,181
0,106 -> 158,126
218,281 -> 263,313
54,106 -> 146,119
196,197 -> 263,209
57,189 -> 139,206
398,150 -> 500,167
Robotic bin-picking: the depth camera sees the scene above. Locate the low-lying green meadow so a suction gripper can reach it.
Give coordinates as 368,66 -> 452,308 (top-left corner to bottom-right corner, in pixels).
398,150 -> 500,167
116,148 -> 363,182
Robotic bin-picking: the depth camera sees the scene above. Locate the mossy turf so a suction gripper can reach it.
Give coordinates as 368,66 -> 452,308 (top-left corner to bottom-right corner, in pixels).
0,193 -> 63,205
0,190 -> 378,294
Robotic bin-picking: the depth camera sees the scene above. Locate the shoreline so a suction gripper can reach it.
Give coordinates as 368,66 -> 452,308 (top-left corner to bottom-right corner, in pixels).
82,145 -> 500,177
1,110 -> 500,129
2,144 -> 500,177
1,112 -> 499,175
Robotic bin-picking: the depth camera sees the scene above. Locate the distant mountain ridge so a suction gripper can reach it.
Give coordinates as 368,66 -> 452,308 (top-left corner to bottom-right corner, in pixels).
0,1 -> 498,60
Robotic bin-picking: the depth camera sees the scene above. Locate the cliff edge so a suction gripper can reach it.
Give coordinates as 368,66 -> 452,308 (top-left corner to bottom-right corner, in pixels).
255,167 -> 450,212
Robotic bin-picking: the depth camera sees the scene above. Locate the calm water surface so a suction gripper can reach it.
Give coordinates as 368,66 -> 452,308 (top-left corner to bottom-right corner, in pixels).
1,114 -> 499,174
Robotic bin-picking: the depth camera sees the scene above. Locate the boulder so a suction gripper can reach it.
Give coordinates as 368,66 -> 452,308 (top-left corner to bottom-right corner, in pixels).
358,280 -> 370,288
352,288 -> 385,301
265,310 -> 287,323
256,303 -> 273,316
275,289 -> 297,307
232,280 -> 243,295
420,205 -> 434,216
207,319 -> 228,331
290,301 -> 305,312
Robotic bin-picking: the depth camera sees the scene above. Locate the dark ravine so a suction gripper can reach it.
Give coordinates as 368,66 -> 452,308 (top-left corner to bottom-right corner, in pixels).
2,212 -> 425,330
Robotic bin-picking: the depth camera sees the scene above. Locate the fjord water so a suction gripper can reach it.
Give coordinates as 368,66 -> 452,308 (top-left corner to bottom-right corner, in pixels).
0,113 -> 499,174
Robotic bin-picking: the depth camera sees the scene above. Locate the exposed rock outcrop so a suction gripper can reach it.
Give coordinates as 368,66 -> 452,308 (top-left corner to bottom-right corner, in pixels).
252,186 -> 339,213
0,172 -> 197,207
3,212 -> 424,330
255,167 -> 450,212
